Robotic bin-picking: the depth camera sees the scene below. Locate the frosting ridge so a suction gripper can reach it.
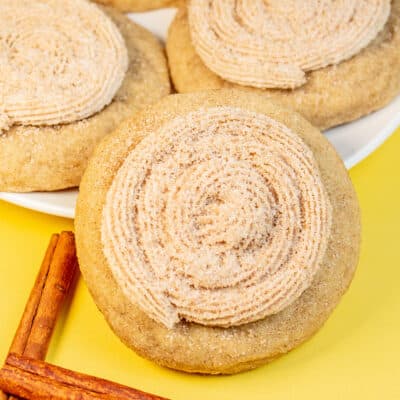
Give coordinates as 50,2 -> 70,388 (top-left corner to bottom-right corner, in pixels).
188,0 -> 391,89
102,107 -> 332,328
0,0 -> 128,130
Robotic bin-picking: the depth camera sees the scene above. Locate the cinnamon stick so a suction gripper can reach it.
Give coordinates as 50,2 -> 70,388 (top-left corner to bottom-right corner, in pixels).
0,362 -> 112,400
0,233 -> 167,400
23,232 -> 77,359
0,232 -> 77,400
1,354 -> 168,400
9,234 -> 60,356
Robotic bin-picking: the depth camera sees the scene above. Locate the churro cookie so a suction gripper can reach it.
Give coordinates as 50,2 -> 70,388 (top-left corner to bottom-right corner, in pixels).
75,90 -> 361,374
167,0 -> 400,130
0,0 -> 170,192
94,0 -> 182,12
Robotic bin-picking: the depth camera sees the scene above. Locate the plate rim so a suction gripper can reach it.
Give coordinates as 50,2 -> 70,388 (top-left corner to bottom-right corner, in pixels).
0,191 -> 75,219
343,112 -> 400,169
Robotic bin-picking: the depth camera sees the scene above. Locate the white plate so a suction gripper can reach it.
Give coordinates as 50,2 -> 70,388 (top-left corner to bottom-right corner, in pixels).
1,9 -> 399,219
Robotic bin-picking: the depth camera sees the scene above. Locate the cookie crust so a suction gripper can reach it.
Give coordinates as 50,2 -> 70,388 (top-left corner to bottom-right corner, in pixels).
167,2 -> 400,130
75,90 -> 361,374
0,6 -> 170,192
94,0 -> 182,12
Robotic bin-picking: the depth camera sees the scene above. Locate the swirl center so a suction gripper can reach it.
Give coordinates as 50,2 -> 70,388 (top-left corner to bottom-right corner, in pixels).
0,0 -> 128,129
102,107 -> 332,328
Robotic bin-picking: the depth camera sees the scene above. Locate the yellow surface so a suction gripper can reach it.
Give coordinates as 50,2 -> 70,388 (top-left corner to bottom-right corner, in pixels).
0,130 -> 399,400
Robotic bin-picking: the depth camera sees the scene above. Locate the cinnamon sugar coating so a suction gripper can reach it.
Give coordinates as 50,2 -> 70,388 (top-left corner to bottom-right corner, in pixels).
76,90 -> 361,374
0,0 -> 128,132
102,107 -> 332,328
167,2 -> 400,130
94,0 -> 182,12
188,0 -> 390,89
0,109 -> 11,133
0,5 -> 170,192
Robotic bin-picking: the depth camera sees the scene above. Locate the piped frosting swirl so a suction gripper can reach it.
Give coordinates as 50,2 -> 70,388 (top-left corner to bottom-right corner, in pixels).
102,107 -> 332,328
188,0 -> 391,89
0,0 -> 128,132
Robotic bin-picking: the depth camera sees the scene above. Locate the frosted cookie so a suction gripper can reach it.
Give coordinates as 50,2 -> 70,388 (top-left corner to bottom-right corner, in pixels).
94,0 -> 182,12
0,0 -> 170,192
75,90 -> 361,374
167,0 -> 400,130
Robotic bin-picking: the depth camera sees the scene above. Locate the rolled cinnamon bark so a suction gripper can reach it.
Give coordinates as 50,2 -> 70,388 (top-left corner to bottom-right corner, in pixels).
0,232 -> 77,400
1,354 -> 167,400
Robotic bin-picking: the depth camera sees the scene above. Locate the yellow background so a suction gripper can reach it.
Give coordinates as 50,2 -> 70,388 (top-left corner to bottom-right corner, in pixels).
0,130 -> 399,400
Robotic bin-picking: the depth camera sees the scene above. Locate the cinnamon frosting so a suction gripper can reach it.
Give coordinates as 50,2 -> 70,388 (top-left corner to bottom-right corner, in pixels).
0,0 -> 128,134
0,109 -> 11,133
102,107 -> 332,329
188,0 -> 391,89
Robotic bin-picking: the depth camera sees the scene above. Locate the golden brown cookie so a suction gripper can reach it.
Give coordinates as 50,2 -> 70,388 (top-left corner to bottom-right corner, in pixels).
75,90 -> 361,374
167,1 -> 400,130
0,1 -> 170,192
94,0 -> 182,12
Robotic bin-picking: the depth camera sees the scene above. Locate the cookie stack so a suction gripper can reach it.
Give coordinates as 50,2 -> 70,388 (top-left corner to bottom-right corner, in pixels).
4,0 -> 399,375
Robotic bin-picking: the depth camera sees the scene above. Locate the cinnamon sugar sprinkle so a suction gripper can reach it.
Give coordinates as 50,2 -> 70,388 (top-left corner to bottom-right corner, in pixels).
188,0 -> 391,89
102,107 -> 332,329
0,0 -> 128,133
0,108 -> 11,135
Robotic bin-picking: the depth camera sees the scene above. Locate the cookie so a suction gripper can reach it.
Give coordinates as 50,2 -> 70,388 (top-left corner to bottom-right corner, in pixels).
0,0 -> 170,192
167,1 -> 400,130
75,89 -> 361,374
94,0 -> 182,12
